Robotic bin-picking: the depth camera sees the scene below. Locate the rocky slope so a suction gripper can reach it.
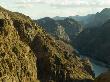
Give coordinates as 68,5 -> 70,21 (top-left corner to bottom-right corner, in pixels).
35,17 -> 70,42
0,9 -> 39,82
35,17 -> 83,43
0,6 -> 94,82
74,18 -> 110,66
58,18 -> 83,41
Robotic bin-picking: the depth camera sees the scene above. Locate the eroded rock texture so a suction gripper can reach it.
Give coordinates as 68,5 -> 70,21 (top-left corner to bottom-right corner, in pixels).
0,6 -> 94,82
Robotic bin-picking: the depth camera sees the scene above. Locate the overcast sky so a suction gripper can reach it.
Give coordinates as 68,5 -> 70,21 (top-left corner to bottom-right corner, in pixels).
0,0 -> 110,19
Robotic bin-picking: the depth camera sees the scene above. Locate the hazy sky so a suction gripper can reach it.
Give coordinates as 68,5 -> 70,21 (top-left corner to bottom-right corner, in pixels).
0,0 -> 110,19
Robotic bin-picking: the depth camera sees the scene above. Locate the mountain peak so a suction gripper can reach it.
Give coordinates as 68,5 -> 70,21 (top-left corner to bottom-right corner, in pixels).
39,17 -> 55,22
43,17 -> 52,19
100,8 -> 110,14
64,17 -> 76,23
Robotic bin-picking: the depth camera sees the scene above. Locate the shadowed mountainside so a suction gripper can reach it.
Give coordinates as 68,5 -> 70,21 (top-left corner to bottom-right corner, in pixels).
35,17 -> 83,43
74,19 -> 110,67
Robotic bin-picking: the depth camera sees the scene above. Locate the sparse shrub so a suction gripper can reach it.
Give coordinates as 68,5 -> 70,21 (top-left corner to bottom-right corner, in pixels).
0,19 -> 4,28
54,56 -> 61,65
64,51 -> 69,59
12,46 -> 19,55
0,72 -> 2,77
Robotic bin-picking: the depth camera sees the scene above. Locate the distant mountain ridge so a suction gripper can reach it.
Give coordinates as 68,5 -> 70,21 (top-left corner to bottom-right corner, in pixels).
34,17 -> 70,42
36,8 -> 110,66
35,17 -> 83,43
36,7 -> 110,72
53,8 -> 110,28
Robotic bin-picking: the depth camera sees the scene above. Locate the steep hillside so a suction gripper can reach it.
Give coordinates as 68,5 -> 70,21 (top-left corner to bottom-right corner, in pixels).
35,17 -> 70,42
35,17 -> 83,43
32,33 -> 95,82
58,18 -> 83,41
0,6 -> 94,82
0,9 -> 39,82
75,19 -> 110,66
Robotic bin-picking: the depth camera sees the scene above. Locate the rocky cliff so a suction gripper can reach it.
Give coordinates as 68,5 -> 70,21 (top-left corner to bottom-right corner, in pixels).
35,17 -> 70,42
35,17 -> 83,43
0,6 -> 94,82
0,9 -> 39,82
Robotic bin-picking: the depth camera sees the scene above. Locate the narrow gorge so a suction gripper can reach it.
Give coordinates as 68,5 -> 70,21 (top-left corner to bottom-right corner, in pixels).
0,1 -> 110,82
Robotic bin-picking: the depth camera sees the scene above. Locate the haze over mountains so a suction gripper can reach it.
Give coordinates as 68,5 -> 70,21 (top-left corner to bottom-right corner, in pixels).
53,8 -> 110,28
0,4 -> 110,82
35,8 -> 110,82
36,8 -> 110,66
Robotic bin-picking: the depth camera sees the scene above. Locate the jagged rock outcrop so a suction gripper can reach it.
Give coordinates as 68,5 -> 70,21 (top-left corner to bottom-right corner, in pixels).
0,6 -> 94,82
32,34 -> 94,82
58,18 -> 83,41
94,71 -> 110,82
35,17 -> 70,42
0,10 -> 39,82
35,17 -> 83,43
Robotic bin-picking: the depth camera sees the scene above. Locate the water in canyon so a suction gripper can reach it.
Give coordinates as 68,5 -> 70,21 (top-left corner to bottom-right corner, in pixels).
80,55 -> 109,77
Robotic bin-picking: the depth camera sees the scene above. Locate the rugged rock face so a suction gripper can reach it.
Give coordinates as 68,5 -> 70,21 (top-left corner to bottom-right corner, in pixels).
0,6 -> 94,82
0,10 -> 39,82
35,17 -> 83,43
94,71 -> 110,82
74,19 -> 110,66
31,28 -> 94,82
35,17 -> 70,42
58,18 -> 83,41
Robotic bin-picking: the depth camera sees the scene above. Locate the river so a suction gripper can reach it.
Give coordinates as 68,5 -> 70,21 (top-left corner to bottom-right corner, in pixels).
91,60 -> 108,77
80,55 -> 109,77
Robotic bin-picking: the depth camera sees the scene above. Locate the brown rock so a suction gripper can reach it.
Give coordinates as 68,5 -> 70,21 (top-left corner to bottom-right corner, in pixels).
94,71 -> 110,82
